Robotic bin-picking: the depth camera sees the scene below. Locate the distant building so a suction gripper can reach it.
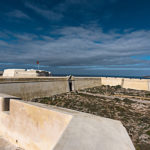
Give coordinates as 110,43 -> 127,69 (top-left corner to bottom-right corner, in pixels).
3,69 -> 51,77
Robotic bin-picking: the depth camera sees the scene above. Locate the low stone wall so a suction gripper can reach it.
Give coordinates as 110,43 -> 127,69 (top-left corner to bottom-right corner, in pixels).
0,77 -> 69,100
123,78 -> 149,90
0,76 -> 150,100
101,77 -> 150,91
0,77 -> 102,99
72,77 -> 101,90
73,77 -> 150,91
101,77 -> 123,86
0,94 -> 135,150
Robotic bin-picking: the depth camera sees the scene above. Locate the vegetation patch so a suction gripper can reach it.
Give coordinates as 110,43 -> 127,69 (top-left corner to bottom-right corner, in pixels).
123,98 -> 136,104
81,85 -> 150,101
146,130 -> 150,136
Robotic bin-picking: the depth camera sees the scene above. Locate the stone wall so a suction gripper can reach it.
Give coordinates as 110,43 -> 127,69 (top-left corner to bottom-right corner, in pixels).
100,77 -> 149,90
0,77 -> 69,100
123,78 -> 149,90
0,76 -> 149,100
72,77 -> 101,90
73,77 -> 150,91
101,77 -> 123,86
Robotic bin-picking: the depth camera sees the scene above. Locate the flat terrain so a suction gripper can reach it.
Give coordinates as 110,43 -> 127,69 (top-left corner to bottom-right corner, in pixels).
81,85 -> 150,101
33,85 -> 150,150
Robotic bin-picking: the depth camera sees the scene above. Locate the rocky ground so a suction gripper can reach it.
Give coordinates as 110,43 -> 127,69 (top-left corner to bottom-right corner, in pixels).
33,85 -> 150,150
81,85 -> 150,100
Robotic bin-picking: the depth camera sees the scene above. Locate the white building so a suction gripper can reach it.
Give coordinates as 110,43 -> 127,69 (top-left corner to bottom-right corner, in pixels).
3,69 -> 51,77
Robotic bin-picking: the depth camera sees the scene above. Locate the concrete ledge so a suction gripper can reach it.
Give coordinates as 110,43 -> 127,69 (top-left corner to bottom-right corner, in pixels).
0,93 -> 20,111
0,76 -> 69,83
0,94 -> 135,150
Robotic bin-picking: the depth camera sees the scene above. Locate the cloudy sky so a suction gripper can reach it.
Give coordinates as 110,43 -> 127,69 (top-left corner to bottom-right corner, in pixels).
0,0 -> 150,76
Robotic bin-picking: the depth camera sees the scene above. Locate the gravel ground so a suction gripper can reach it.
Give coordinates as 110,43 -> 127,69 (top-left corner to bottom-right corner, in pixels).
33,85 -> 150,150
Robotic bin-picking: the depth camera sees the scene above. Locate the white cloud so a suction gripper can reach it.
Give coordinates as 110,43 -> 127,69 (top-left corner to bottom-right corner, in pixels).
6,10 -> 31,20
25,3 -> 63,21
0,26 -> 150,67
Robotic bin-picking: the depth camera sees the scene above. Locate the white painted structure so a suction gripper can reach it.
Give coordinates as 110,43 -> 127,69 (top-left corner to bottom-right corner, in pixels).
3,69 -> 51,77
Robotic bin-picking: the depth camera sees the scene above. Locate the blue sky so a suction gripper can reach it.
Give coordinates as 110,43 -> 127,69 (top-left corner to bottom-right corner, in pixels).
0,0 -> 150,76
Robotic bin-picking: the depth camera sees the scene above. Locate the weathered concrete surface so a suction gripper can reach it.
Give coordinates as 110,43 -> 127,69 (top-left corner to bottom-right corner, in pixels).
0,94 -> 20,111
0,94 -> 135,150
101,77 -> 149,91
54,115 -> 134,150
101,77 -> 123,86
0,77 -> 102,100
73,77 -> 101,90
0,99 -> 72,150
0,76 -> 67,83
0,77 -> 69,100
0,137 -> 20,150
123,78 -> 149,90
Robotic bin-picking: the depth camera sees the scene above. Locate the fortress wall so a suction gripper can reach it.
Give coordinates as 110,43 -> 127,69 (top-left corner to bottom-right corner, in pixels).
101,77 -> 123,86
0,77 -> 69,100
0,77 -> 149,101
73,77 -> 101,90
100,77 -> 150,91
0,95 -> 135,150
123,78 -> 149,91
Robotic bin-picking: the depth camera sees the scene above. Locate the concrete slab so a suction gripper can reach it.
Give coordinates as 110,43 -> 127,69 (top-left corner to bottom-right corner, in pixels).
0,93 -> 19,99
54,115 -> 134,150
26,102 -> 136,150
